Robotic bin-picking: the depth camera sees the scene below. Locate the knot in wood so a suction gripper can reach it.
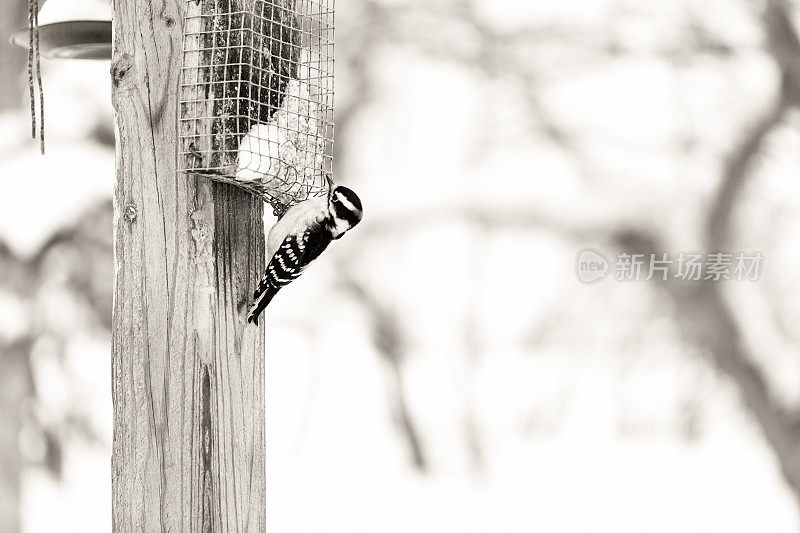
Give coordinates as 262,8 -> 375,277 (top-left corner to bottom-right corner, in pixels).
110,54 -> 134,88
124,204 -> 137,223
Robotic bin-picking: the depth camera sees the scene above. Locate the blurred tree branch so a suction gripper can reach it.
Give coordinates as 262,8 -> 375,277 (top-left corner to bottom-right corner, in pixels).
333,0 -> 800,488
614,80 -> 800,502
691,75 -> 800,500
763,0 -> 800,101
671,1 -> 800,499
338,266 -> 429,471
0,200 -> 112,533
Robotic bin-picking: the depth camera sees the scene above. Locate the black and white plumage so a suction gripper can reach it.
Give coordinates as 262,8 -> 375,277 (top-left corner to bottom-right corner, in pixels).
247,184 -> 363,325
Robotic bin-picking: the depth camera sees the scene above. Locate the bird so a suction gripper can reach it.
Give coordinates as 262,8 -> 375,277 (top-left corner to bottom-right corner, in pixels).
247,181 -> 363,325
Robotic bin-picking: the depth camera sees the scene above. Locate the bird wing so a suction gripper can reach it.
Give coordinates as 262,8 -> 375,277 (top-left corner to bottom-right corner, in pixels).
252,227 -> 332,301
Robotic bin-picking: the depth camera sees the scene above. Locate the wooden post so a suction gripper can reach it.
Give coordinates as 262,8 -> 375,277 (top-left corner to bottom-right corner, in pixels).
110,0 -> 266,530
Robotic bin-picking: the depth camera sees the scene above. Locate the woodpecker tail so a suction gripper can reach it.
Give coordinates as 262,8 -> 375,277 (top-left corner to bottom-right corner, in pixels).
247,286 -> 279,326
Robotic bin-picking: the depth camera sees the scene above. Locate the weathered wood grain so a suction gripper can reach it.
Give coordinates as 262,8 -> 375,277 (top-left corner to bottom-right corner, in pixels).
111,0 -> 266,529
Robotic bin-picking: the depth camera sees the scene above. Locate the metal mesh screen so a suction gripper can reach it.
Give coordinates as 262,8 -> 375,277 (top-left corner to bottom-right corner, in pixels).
179,0 -> 334,212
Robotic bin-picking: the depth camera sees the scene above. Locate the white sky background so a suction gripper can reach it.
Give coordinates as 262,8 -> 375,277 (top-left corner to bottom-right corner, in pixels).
2,0 -> 800,531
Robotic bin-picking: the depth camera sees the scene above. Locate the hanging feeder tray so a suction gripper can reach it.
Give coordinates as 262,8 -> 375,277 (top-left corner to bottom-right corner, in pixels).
10,20 -> 111,60
9,0 -> 112,60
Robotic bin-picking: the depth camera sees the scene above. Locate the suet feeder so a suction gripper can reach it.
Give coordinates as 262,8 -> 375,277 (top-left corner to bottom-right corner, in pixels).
179,0 -> 335,215
9,0 -> 112,60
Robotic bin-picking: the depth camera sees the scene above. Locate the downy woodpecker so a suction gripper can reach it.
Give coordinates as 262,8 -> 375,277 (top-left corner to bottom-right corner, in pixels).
247,180 -> 363,325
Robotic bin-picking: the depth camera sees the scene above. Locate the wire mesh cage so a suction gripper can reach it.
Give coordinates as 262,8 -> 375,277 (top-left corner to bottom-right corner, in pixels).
179,0 -> 334,213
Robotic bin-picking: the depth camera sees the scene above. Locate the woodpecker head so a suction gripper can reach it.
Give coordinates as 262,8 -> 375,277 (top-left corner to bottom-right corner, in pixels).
327,184 -> 363,239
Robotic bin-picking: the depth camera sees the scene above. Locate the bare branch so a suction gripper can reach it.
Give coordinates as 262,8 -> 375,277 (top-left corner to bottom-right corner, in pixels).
708,88 -> 789,248
338,267 -> 429,472
614,85 -> 800,499
763,0 -> 800,98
